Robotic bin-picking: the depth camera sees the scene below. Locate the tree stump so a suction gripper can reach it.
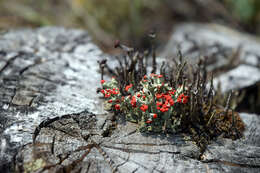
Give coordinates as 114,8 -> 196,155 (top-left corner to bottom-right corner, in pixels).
0,27 -> 259,173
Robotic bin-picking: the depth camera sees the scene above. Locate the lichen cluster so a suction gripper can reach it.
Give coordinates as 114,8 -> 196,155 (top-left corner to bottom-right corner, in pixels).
97,39 -> 245,153
100,74 -> 190,133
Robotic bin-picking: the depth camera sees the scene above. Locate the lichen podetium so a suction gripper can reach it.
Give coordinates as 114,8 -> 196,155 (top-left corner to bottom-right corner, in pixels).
97,40 -> 245,155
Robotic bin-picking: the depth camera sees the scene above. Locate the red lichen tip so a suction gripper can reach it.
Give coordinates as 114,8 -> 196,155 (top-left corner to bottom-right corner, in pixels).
146,120 -> 152,124
125,84 -> 133,92
140,104 -> 148,112
101,80 -> 106,84
115,104 -> 120,110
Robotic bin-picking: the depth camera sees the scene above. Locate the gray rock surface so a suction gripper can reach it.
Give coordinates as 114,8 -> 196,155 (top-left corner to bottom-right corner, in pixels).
0,27 -> 259,173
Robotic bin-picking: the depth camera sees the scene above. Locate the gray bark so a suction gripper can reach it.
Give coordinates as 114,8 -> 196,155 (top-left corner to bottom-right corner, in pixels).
0,27 -> 259,173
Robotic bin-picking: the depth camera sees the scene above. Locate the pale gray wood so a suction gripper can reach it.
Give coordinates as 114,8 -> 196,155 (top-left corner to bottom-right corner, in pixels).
0,27 -> 259,173
162,23 -> 260,92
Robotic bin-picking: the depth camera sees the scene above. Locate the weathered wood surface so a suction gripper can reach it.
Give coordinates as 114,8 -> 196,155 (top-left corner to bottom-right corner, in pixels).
0,27 -> 259,173
162,23 -> 260,92
0,27 -> 106,172
14,112 -> 260,173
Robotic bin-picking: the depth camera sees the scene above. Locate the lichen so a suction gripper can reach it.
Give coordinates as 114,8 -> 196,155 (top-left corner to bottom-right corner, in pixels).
100,74 -> 190,134
97,39 -> 245,154
23,158 -> 46,173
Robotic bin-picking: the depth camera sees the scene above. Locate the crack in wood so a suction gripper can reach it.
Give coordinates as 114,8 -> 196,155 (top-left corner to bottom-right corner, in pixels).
32,111 -> 91,142
18,58 -> 46,75
51,135 -> 55,155
125,157 -> 163,173
1,55 -> 55,108
201,159 -> 260,168
39,144 -> 94,173
0,52 -> 24,75
94,143 -> 118,173
131,167 -> 139,173
115,152 -> 130,170
30,111 -> 124,172
33,117 -> 60,143
102,145 -> 165,155
86,162 -> 91,173
111,142 -> 175,146
48,126 -> 81,138
105,129 -> 137,143
9,87 -> 17,106
62,144 -> 94,171
25,72 -> 61,84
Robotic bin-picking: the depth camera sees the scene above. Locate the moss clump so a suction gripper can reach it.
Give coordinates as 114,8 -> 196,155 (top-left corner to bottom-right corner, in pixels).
97,40 -> 245,154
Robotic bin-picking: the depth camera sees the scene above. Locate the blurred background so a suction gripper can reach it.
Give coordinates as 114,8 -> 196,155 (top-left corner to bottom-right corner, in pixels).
0,0 -> 260,52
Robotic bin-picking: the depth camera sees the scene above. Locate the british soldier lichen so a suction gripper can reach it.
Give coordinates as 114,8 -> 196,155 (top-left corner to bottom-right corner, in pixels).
100,74 -> 190,133
97,39 -> 245,155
